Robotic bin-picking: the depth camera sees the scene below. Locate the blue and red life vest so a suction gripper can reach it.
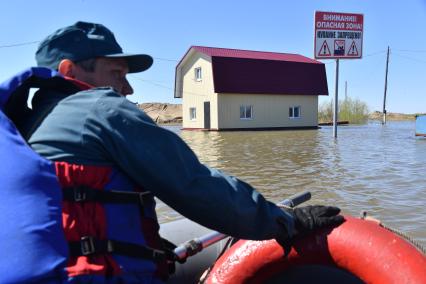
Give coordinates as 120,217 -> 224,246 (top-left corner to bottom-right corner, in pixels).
0,68 -> 170,283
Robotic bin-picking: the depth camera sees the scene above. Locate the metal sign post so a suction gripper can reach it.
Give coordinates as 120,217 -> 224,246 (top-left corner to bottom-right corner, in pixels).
314,11 -> 364,138
334,59 -> 339,138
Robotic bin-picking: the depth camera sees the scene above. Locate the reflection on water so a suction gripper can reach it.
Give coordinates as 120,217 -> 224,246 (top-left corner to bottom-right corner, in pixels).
159,121 -> 426,247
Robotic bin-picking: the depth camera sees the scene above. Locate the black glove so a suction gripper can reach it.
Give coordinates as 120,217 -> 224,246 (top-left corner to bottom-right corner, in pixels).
276,205 -> 344,256
291,205 -> 344,236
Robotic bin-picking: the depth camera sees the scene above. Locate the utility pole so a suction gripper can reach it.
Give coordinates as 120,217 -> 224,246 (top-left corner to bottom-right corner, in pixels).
382,46 -> 390,125
345,81 -> 348,101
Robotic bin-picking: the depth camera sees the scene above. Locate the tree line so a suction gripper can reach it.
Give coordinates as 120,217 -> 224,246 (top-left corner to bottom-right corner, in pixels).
318,97 -> 369,124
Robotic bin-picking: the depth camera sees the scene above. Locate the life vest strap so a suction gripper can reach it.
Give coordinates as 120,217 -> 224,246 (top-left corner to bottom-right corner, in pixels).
69,236 -> 176,262
62,186 -> 151,206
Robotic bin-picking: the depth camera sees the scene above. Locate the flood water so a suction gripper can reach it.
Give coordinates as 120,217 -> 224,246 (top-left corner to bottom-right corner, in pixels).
157,121 -> 426,247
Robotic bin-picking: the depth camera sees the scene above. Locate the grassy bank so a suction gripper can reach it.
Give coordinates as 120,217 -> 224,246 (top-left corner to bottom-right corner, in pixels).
319,97 -> 369,124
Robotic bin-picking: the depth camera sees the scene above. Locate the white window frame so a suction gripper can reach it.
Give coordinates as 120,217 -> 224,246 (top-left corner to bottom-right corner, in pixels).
189,107 -> 197,121
194,67 -> 202,81
240,105 -> 254,120
289,106 -> 301,119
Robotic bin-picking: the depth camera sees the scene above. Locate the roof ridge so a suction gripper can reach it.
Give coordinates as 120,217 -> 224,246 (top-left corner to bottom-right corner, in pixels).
191,45 -> 301,56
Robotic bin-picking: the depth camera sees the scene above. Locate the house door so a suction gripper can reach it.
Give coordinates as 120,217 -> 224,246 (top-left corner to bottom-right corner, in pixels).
204,101 -> 210,129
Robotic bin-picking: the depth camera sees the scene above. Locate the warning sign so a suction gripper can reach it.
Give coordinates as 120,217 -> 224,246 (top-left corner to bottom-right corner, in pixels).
319,40 -> 331,56
314,11 -> 363,59
347,40 -> 359,56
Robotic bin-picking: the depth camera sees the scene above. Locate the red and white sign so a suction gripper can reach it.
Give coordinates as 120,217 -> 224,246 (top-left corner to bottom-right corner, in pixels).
314,11 -> 363,59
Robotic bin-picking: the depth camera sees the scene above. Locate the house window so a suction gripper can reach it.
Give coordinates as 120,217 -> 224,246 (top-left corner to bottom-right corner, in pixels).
289,106 -> 301,118
240,105 -> 253,119
194,67 -> 202,81
189,107 -> 197,120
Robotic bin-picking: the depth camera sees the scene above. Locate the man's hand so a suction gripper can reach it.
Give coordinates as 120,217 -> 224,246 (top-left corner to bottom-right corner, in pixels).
276,205 -> 344,255
292,205 -> 344,236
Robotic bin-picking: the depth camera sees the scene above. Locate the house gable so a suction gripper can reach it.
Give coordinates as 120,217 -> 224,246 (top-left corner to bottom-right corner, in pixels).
178,50 -> 220,129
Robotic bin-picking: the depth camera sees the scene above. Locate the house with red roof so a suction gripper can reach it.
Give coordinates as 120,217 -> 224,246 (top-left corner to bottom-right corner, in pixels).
174,46 -> 328,130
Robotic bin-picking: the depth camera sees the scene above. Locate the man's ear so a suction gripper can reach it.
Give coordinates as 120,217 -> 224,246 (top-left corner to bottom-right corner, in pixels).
58,59 -> 77,77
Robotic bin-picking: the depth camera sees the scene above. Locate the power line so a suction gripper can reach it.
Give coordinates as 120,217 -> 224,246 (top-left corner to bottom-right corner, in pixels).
130,77 -> 171,85
363,50 -> 387,57
0,40 -> 40,48
0,40 -> 180,62
132,77 -> 173,90
131,77 -> 177,95
131,76 -> 208,97
393,49 -> 426,53
392,52 -> 426,64
153,57 -> 179,62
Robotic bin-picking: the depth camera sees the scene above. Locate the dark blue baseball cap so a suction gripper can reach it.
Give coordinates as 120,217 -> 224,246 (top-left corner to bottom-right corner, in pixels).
36,21 -> 153,73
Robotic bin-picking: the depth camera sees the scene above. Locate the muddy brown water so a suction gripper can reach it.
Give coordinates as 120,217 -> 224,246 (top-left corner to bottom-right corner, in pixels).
157,121 -> 426,247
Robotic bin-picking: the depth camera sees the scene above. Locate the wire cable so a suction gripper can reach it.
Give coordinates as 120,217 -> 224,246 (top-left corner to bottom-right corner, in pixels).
131,76 -> 210,97
363,50 -> 387,57
153,57 -> 179,62
392,52 -> 426,64
393,49 -> 426,53
0,40 -> 40,48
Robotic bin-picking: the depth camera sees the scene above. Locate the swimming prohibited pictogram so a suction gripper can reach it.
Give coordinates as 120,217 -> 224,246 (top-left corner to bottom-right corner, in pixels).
334,40 -> 345,56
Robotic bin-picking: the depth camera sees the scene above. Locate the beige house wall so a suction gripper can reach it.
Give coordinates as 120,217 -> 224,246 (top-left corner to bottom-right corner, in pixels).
217,94 -> 318,129
181,52 -> 219,129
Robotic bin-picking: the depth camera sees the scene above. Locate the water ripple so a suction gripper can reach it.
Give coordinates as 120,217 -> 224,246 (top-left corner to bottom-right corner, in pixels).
161,122 -> 426,247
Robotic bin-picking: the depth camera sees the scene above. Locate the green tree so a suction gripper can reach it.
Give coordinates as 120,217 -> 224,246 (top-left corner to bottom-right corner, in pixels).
318,97 -> 369,124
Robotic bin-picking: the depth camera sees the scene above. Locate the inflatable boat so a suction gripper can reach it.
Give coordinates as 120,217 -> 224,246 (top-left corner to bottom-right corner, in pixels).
162,213 -> 426,283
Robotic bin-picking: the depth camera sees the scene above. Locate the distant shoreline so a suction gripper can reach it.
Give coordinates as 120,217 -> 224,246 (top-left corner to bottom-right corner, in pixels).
137,103 -> 424,124
137,103 -> 182,124
368,111 -> 423,121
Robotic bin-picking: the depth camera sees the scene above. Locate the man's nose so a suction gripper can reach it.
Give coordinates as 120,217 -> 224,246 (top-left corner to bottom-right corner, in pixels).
122,77 -> 134,96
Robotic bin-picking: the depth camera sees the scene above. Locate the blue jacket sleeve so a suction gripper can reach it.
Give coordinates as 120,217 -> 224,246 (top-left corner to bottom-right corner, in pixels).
87,93 -> 294,241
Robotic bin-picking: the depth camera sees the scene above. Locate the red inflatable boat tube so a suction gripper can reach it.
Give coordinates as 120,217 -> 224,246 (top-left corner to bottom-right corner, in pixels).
204,216 -> 426,284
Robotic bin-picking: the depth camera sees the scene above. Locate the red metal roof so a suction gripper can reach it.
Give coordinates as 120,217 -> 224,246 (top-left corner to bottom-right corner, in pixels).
175,46 -> 329,97
191,46 -> 322,64
211,56 -> 328,95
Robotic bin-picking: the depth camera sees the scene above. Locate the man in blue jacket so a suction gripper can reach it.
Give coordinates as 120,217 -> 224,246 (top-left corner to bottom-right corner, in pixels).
21,21 -> 343,282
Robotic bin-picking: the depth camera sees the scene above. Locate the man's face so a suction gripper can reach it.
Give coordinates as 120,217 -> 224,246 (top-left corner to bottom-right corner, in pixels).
75,57 -> 134,95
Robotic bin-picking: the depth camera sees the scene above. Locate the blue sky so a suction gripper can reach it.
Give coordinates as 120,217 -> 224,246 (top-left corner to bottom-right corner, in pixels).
1,0 -> 425,113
